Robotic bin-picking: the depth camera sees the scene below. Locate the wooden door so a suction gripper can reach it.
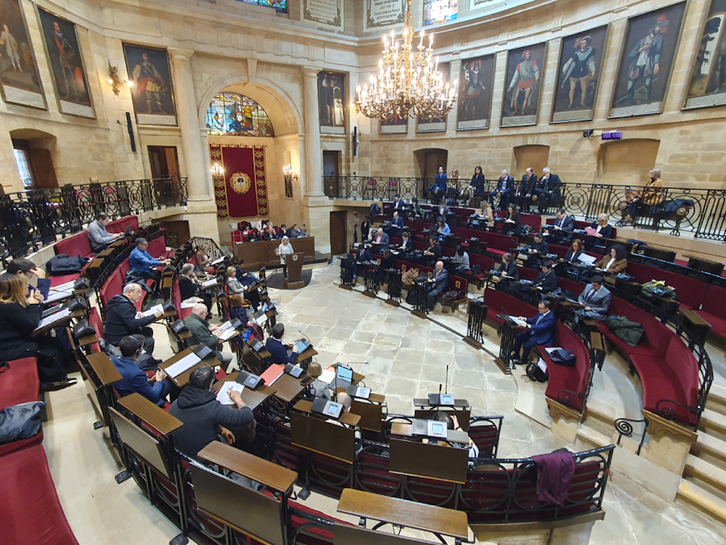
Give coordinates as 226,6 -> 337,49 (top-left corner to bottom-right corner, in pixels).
329,211 -> 347,256
148,146 -> 180,179
27,149 -> 58,188
424,151 -> 447,180
323,150 -> 340,178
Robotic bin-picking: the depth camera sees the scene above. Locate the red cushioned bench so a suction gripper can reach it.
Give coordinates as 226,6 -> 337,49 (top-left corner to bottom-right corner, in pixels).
172,278 -> 193,320
0,357 -> 42,458
54,232 -> 93,259
626,260 -> 705,310
100,258 -> 148,312
467,230 -> 518,257
0,444 -> 79,545
483,288 -> 536,326
543,323 -> 590,413
695,284 -> 726,342
598,298 -> 699,427
105,215 -> 138,234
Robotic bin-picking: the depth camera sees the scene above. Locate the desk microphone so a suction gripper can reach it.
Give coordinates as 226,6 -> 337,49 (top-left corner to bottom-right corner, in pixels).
444,365 -> 449,395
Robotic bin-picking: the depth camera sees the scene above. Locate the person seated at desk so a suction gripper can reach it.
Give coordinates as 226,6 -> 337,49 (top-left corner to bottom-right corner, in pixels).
306,362 -> 331,400
512,299 -> 557,366
577,275 -> 612,321
351,246 -> 373,286
265,323 -> 299,365
262,224 -> 277,240
436,218 -> 451,240
372,227 -> 389,250
104,283 -> 164,359
393,194 -> 405,210
410,198 -> 423,219
0,273 -> 74,390
563,238 -> 585,263
425,261 -> 449,311
194,246 -> 211,274
530,232 -> 549,255
589,214 -> 613,239
434,413 -> 479,460
497,253 -> 520,281
385,211 -> 404,237
184,304 -> 235,372
87,212 -> 123,252
500,204 -> 520,234
289,224 -> 304,238
452,245 -> 470,273
552,209 -> 575,232
179,263 -> 213,314
111,335 -> 172,407
7,259 -> 51,301
436,202 -> 451,217
532,261 -> 558,292
277,224 -> 289,239
130,237 -> 170,281
424,234 -> 442,265
597,245 -> 628,275
170,367 -> 255,459
478,201 -> 494,224
393,230 -> 413,256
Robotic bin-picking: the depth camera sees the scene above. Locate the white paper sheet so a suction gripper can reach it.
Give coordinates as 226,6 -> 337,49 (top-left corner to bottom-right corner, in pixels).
216,382 -> 244,405
510,317 -> 528,328
165,353 -> 201,378
211,257 -> 225,266
45,290 -> 74,304
216,322 -> 237,341
140,304 -> 164,318
318,367 -> 336,385
51,281 -> 76,292
544,347 -> 563,355
578,254 -> 597,265
35,308 -> 71,331
201,279 -> 218,289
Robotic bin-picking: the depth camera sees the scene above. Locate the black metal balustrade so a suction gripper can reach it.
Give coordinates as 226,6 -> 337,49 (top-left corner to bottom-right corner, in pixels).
0,177 -> 187,261
323,176 -> 726,240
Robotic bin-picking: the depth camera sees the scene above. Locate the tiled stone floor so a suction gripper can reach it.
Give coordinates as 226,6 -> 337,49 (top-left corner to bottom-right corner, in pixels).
42,262 -> 726,544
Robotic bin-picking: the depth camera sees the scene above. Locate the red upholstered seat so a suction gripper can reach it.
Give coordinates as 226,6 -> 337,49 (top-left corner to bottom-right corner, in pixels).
0,444 -> 79,545
54,232 -> 93,258
483,289 -> 536,325
695,284 -> 726,339
520,213 -> 542,229
49,274 -> 81,288
105,215 -> 138,234
0,357 -> 39,411
544,324 -> 590,412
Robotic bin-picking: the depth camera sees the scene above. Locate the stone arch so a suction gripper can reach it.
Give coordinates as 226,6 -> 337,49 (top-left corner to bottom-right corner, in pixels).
597,139 -> 660,187
196,74 -> 301,136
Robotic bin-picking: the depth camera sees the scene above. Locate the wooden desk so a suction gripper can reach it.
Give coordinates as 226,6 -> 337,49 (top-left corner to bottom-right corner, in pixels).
33,309 -> 84,336
119,393 -> 183,436
86,352 -> 123,386
233,236 -> 316,269
679,307 -> 711,346
213,372 -> 277,410
160,346 -> 219,387
334,387 -> 385,405
198,441 -> 297,493
295,346 -> 318,365
337,489 -> 469,541
293,399 -> 361,427
273,373 -> 307,403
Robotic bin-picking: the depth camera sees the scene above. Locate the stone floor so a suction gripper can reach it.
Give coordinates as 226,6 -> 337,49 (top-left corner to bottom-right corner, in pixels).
42,262 -> 726,544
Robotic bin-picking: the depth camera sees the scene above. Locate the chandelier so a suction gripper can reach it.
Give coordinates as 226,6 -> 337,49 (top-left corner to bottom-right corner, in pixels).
355,0 -> 457,121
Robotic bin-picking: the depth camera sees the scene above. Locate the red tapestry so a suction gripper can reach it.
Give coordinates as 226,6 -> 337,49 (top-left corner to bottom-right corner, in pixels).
210,144 -> 268,218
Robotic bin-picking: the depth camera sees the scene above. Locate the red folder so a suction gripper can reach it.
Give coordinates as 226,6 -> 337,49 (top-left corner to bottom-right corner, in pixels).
260,364 -> 285,386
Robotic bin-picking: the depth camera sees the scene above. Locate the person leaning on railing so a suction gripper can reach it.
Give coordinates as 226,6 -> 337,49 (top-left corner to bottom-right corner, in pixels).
621,168 -> 664,225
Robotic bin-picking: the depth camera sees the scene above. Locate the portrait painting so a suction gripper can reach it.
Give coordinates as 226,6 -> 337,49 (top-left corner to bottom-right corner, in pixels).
609,2 -> 687,118
552,25 -> 609,123
37,7 -> 93,117
684,0 -> 726,109
417,62 -> 450,133
0,0 -> 45,108
456,54 -> 495,130
380,110 -> 408,134
318,71 -> 345,134
123,44 -> 177,126
501,43 -> 546,127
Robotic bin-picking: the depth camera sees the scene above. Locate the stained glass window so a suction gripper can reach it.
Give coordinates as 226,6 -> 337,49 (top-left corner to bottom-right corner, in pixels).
236,0 -> 287,13
206,93 -> 275,137
424,0 -> 458,26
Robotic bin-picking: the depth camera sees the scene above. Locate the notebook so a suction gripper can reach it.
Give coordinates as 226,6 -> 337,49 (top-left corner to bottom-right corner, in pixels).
216,382 -> 244,405
260,364 -> 285,387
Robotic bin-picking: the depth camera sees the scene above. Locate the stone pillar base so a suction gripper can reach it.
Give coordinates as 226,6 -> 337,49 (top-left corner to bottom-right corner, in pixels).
641,410 -> 698,476
547,398 -> 585,444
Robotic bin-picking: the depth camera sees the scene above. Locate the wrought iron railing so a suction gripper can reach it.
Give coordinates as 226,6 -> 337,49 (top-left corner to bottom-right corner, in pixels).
323,176 -> 726,240
0,177 -> 187,260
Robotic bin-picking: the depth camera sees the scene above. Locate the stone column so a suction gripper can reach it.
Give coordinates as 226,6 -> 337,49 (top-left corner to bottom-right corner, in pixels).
169,48 -> 212,204
301,67 -> 323,197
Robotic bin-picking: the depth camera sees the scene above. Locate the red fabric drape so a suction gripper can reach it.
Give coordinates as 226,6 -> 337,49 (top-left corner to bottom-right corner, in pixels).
210,144 -> 268,218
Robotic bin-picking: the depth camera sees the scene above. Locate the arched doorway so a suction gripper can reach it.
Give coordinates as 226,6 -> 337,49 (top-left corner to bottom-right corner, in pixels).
8,128 -> 58,191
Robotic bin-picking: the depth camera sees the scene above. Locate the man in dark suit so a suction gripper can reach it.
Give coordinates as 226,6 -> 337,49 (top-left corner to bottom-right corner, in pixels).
492,169 -> 515,210
425,261 -> 449,310
530,232 -> 549,254
431,166 -> 447,204
577,275 -> 612,321
361,217 -> 371,241
351,246 -> 373,285
532,261 -> 558,292
497,253 -> 519,281
518,168 -> 538,212
552,209 -> 575,232
537,167 -> 562,213
385,210 -> 405,237
512,299 -> 557,366
393,195 -> 405,210
371,227 -> 389,250
265,323 -> 298,365
395,231 -> 413,253
423,234 -> 442,265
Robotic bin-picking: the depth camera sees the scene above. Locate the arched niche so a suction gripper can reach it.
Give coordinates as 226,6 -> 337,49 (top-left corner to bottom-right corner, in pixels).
9,128 -> 59,189
597,139 -> 660,187
413,148 -> 448,179
512,144 -> 550,179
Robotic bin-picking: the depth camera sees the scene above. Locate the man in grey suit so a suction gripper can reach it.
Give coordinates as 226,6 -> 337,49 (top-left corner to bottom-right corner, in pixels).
577,275 -> 612,321
425,260 -> 449,310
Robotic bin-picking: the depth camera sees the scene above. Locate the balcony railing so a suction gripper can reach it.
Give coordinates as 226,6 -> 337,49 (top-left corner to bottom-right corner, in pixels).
0,177 -> 187,260
323,175 -> 726,241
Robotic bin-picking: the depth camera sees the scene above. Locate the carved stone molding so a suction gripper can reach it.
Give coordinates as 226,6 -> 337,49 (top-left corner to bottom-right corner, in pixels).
642,410 -> 698,443
546,398 -> 585,423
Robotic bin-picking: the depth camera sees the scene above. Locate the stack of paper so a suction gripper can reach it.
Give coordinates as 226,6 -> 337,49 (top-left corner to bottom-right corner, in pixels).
140,304 -> 164,318
34,308 -> 71,331
260,364 -> 285,386
165,353 -> 201,378
211,257 -> 225,266
45,290 -> 74,304
216,382 -> 244,405
216,321 -> 238,341
51,281 -> 77,292
201,278 -> 218,289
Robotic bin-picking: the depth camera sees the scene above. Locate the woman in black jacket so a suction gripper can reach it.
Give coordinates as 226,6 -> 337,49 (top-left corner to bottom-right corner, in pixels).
564,238 -> 585,263
0,273 -> 74,389
471,166 -> 485,196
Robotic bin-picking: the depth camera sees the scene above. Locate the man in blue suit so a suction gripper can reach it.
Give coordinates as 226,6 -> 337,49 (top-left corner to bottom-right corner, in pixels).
385,210 -> 405,237
512,299 -> 557,366
265,323 -> 298,365
492,169 -> 514,210
111,335 -> 173,407
430,166 -> 447,204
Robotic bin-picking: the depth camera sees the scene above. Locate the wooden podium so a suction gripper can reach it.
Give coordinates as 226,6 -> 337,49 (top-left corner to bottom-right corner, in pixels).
284,252 -> 305,289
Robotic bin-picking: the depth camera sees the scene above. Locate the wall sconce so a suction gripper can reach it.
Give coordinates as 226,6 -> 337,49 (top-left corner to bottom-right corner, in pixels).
210,162 -> 225,177
107,61 -> 134,96
283,164 -> 297,199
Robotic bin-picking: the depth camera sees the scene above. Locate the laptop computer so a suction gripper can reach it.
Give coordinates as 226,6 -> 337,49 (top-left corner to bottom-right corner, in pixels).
335,365 -> 354,387
236,370 -> 262,390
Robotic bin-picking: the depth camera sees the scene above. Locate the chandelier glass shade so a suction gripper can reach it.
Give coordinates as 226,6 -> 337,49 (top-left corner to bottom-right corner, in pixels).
355,0 -> 457,121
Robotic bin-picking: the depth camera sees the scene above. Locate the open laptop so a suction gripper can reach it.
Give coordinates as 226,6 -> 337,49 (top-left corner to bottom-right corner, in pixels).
334,364 -> 354,388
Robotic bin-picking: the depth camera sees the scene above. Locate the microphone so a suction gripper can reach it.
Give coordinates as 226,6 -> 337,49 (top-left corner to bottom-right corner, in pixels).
445,365 -> 449,395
